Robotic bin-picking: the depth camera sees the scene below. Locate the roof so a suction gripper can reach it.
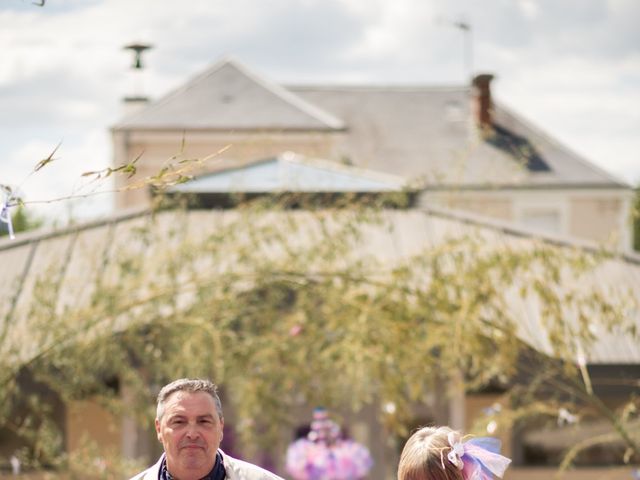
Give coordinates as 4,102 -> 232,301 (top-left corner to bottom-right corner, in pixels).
1,206 -> 638,366
169,152 -> 407,193
112,57 -> 627,190
114,57 -> 345,131
289,85 -> 626,188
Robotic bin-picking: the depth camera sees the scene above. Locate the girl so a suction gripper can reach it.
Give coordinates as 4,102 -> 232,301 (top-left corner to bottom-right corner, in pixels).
398,426 -> 511,480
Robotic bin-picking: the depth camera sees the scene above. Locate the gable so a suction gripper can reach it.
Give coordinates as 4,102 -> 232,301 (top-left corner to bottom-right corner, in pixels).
114,57 -> 345,131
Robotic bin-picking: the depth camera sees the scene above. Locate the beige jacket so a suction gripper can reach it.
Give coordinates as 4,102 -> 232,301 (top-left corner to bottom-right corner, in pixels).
129,450 -> 284,480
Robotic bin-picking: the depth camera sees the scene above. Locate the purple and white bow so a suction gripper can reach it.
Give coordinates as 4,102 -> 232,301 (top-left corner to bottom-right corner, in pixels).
445,432 -> 511,480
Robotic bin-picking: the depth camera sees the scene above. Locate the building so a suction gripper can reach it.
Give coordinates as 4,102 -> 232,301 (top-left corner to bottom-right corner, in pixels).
112,57 -> 633,249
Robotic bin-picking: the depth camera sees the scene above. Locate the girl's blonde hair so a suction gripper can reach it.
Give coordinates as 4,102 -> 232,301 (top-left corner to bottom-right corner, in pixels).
398,426 -> 464,480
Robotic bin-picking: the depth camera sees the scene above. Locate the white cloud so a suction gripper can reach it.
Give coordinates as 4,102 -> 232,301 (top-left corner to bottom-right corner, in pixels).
347,0 -> 437,59
518,0 -> 539,19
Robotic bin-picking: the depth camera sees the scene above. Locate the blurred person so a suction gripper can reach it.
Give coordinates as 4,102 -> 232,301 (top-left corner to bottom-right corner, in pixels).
130,378 -> 283,480
398,426 -> 511,480
9,455 -> 20,475
285,407 -> 373,480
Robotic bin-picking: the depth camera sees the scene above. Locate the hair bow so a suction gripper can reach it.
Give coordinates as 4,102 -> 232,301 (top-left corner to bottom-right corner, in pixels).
447,432 -> 465,469
446,433 -> 511,480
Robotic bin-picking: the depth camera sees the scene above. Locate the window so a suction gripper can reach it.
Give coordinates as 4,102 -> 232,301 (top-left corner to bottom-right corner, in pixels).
519,208 -> 561,235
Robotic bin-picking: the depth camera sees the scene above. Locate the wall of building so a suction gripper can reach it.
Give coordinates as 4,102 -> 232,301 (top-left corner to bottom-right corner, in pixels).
65,400 -> 121,453
112,129 -> 345,209
434,195 -> 513,221
569,197 -> 626,245
421,188 -> 633,250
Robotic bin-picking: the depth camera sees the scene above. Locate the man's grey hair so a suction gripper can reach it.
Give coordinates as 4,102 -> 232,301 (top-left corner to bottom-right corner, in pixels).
156,378 -> 223,421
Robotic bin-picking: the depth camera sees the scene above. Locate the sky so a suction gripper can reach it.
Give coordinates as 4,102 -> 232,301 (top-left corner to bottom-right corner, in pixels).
1,0 -> 639,224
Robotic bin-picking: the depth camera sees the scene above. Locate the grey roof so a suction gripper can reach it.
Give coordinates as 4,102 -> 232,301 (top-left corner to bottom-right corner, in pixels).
114,57 -> 345,131
1,206 -> 639,365
289,85 -> 626,188
112,57 -> 627,189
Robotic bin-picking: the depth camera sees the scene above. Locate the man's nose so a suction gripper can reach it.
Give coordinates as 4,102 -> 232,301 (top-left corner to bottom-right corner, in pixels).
185,423 -> 200,438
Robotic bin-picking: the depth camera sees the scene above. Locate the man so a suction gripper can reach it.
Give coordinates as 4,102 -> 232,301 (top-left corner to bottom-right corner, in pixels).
130,378 -> 283,480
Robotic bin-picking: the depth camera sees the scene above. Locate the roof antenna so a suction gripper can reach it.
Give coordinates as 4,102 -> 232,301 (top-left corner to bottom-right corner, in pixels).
122,43 -> 153,114
435,16 -> 473,83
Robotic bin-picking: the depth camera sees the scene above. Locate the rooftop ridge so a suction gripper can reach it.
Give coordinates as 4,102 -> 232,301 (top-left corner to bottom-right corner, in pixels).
288,84 -> 470,92
223,57 -> 345,130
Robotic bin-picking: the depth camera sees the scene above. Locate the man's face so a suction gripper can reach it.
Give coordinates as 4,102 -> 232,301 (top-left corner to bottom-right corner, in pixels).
155,391 -> 224,479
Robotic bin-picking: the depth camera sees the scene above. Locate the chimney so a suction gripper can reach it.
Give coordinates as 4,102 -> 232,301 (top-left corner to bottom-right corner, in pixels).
122,43 -> 152,116
471,73 -> 494,131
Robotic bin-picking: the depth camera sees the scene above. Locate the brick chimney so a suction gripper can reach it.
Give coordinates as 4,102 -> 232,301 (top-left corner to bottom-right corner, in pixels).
471,73 -> 494,131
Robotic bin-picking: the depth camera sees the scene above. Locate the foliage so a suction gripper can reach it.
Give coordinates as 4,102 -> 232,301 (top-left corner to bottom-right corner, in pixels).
0,194 -> 638,475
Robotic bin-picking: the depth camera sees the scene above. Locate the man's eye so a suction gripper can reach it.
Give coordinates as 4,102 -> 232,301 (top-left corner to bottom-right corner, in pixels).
171,419 -> 185,425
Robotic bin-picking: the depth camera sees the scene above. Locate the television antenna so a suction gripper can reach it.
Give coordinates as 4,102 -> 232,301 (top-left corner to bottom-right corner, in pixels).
436,16 -> 473,82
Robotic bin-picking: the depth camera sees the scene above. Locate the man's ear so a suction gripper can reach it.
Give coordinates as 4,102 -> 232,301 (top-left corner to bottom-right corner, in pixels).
155,418 -> 162,442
